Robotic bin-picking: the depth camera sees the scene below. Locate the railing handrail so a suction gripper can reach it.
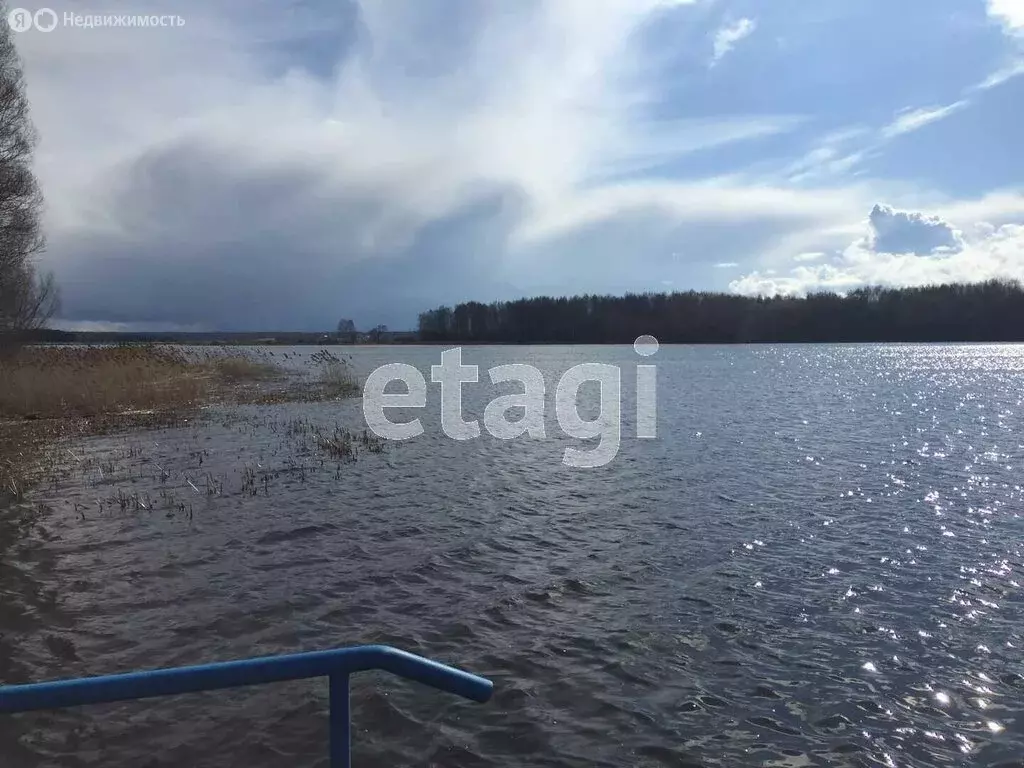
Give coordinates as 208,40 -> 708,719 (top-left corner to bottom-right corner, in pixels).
0,644 -> 492,712
0,644 -> 493,766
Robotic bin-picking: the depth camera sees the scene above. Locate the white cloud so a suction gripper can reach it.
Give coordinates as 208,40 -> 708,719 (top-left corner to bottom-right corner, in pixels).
777,126 -> 876,183
592,114 -> 805,180
868,204 -> 963,254
881,101 -> 968,138
731,224 -> 1024,296
513,180 -> 867,245
987,0 -> 1024,32
711,18 -> 756,66
714,262 -> 739,268
934,191 -> 1024,225
781,101 -> 971,190
730,202 -> 1024,297
793,252 -> 825,262
975,60 -> 1024,89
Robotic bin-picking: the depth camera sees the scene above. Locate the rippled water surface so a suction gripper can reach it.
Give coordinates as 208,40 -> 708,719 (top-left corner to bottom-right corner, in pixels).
2,344 -> 1024,767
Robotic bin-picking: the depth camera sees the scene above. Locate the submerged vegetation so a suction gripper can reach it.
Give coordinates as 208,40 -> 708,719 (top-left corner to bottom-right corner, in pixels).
0,345 -> 364,503
1,411 -> 388,537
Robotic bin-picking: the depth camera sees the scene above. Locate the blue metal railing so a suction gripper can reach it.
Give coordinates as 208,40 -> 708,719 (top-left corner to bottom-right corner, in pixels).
0,644 -> 493,767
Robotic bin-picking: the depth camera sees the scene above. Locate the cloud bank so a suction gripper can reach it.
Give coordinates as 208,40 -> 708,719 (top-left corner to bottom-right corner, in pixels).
731,205 -> 1021,297
8,0 -> 1024,329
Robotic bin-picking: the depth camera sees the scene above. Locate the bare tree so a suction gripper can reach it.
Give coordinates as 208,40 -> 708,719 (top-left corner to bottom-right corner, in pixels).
0,7 -> 57,347
336,317 -> 356,343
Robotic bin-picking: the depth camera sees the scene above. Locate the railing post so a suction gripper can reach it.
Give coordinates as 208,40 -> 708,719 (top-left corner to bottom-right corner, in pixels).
329,674 -> 351,768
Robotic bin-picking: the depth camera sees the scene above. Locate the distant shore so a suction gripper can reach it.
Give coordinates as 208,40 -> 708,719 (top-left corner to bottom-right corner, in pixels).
22,333 -> 1024,347
23,280 -> 1024,345
22,329 -> 422,346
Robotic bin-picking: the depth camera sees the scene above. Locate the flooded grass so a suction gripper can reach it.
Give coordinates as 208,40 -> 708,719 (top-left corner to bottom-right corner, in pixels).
203,355 -> 280,382
310,349 -> 361,399
37,408 -> 388,527
0,345 -> 364,504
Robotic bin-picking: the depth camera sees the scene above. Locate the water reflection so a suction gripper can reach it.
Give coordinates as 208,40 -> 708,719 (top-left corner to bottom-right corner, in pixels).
1,343 -> 1022,766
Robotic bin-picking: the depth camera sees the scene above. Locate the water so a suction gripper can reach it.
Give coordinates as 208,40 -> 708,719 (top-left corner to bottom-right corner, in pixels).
2,344 -> 1023,767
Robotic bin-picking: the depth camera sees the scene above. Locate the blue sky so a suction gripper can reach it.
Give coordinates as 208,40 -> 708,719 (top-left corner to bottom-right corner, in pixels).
11,0 -> 1024,330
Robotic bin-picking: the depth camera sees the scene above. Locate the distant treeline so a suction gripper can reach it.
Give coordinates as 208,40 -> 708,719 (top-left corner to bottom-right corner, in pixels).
417,280 -> 1024,343
20,330 -> 351,345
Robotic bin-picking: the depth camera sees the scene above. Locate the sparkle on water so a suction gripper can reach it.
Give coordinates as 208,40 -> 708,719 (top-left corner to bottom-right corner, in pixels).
1,343 -> 1022,767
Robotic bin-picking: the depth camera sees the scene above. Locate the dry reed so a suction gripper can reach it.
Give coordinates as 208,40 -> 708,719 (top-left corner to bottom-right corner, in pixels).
0,345 -> 291,418
0,346 -> 207,418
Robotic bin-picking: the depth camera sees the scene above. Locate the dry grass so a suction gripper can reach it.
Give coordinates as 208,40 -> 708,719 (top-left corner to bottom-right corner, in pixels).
0,345 -> 366,505
203,355 -> 280,382
311,349 -> 360,398
0,346 -> 206,418
0,345 -> 289,419
0,345 -> 284,503
318,361 -> 360,397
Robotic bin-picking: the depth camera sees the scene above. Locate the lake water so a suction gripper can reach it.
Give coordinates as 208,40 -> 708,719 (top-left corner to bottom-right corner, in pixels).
2,344 -> 1023,767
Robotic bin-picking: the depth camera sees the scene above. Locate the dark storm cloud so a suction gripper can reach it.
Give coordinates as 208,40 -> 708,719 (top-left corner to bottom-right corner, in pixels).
53,136 -> 532,329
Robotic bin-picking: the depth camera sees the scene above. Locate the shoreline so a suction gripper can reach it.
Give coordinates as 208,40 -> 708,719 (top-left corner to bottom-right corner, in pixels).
0,345 -> 361,506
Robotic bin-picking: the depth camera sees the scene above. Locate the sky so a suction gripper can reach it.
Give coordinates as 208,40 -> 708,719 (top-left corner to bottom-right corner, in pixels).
8,0 -> 1024,331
